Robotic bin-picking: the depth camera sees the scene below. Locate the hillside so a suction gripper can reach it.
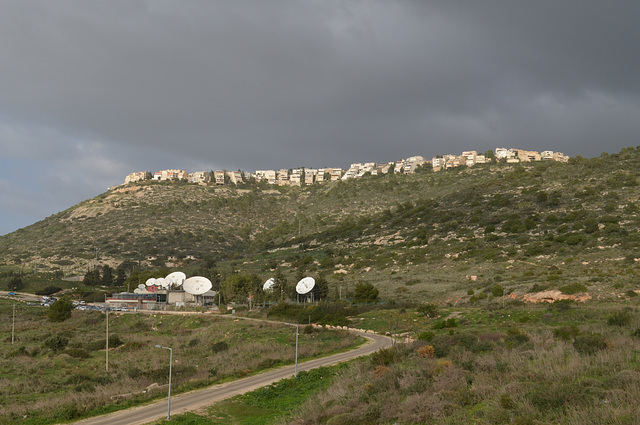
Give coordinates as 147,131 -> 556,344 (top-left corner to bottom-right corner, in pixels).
2,147 -> 640,303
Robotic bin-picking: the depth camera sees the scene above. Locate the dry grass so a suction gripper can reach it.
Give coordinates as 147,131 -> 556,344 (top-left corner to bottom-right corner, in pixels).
287,305 -> 640,425
0,306 -> 357,424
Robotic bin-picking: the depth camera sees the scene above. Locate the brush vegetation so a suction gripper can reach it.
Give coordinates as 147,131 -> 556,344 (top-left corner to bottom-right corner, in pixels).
2,147 -> 640,423
0,300 -> 358,424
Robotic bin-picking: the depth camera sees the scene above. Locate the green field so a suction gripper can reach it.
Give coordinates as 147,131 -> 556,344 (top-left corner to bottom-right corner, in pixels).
0,301 -> 358,425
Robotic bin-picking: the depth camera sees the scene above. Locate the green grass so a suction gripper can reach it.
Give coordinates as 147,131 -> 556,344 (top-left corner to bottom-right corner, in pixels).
151,366 -> 345,425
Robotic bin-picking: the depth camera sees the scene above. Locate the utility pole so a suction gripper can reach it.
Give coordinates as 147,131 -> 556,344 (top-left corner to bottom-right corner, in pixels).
106,308 -> 109,372
284,323 -> 299,378
12,304 -> 16,345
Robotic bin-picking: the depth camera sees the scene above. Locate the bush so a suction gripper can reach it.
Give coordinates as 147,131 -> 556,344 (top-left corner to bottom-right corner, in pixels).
48,298 -> 74,322
573,333 -> 608,354
65,348 -> 90,359
353,282 -> 379,303
433,318 -> 458,329
109,335 -> 124,348
559,283 -> 587,295
417,331 -> 435,341
417,303 -> 439,318
417,345 -> 435,358
36,286 -> 62,296
491,285 -> 504,297
608,310 -> 633,327
211,341 -> 229,353
553,325 -> 580,341
371,347 -> 395,366
45,335 -> 69,352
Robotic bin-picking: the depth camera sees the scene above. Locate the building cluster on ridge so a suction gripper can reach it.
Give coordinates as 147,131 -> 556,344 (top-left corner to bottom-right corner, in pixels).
124,148 -> 569,186
431,148 -> 568,172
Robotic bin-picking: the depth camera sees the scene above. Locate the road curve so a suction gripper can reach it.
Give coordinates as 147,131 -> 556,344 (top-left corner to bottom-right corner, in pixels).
69,330 -> 393,425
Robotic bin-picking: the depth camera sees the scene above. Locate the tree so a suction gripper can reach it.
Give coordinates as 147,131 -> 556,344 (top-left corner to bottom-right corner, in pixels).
313,274 -> 330,301
353,282 -> 379,304
8,276 -> 24,291
83,268 -> 100,286
101,265 -> 114,286
48,297 -> 74,322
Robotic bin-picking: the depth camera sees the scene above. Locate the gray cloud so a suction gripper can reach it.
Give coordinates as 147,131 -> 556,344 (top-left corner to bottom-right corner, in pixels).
1,0 -> 639,234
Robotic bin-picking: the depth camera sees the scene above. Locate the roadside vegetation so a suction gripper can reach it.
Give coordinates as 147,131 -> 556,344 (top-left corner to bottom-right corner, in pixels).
0,300 -> 358,425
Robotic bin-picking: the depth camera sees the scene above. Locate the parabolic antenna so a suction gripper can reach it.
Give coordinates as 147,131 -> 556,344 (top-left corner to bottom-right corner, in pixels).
133,288 -> 143,294
145,278 -> 157,287
263,278 -> 275,291
183,276 -> 212,295
296,277 -> 315,295
166,271 -> 186,287
137,284 -> 146,290
156,277 -> 168,289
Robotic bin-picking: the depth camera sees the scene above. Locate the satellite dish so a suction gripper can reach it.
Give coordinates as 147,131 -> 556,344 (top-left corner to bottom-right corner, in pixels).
147,285 -> 158,293
133,288 -> 143,294
296,277 -> 315,295
263,278 -> 275,291
166,271 -> 186,287
137,284 -> 146,290
145,278 -> 157,287
156,277 -> 168,289
183,276 -> 212,295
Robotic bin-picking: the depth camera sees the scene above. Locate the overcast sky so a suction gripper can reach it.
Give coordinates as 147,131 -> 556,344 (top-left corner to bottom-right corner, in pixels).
1,1 -> 639,236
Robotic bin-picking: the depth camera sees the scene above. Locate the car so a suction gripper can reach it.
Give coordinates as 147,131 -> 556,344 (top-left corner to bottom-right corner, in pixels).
8,292 -> 16,296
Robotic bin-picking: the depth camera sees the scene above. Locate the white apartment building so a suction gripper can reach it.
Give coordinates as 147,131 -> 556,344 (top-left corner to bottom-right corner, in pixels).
125,171 -> 148,184
188,171 -> 209,184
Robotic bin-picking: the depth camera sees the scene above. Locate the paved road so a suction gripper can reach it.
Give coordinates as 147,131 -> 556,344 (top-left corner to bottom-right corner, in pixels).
69,330 -> 393,425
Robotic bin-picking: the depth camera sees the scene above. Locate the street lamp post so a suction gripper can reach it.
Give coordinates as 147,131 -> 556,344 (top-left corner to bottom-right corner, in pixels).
284,323 -> 299,378
154,345 -> 173,420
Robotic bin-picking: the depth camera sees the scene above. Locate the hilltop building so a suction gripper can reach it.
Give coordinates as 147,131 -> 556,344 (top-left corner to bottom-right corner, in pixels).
122,147 -> 570,187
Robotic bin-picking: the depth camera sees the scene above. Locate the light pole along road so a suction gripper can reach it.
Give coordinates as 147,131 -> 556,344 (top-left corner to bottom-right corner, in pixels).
69,330 -> 393,425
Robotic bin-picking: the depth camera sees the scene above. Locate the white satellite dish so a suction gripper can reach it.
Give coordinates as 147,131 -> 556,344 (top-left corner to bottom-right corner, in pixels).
137,284 -> 146,290
133,288 -> 143,294
296,277 -> 315,295
183,276 -> 212,295
156,277 -> 168,289
166,271 -> 186,287
145,278 -> 157,287
263,278 -> 275,291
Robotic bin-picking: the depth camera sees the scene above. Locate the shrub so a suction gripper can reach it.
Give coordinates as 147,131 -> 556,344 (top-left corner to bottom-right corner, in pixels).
417,331 -> 435,341
548,299 -> 573,312
65,348 -> 90,359
108,335 -> 124,348
45,335 -> 69,352
353,282 -> 379,303
47,297 -> 74,322
211,341 -> 229,353
553,325 -> 580,341
371,347 -> 395,366
608,310 -> 633,327
417,345 -> 435,358
35,286 -> 62,296
573,333 -> 608,354
559,283 -> 587,294
417,303 -> 439,318
491,285 -> 504,297
433,318 -> 458,329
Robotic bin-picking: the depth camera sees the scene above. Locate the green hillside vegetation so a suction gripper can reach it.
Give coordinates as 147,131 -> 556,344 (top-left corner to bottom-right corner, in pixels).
0,300 -> 358,424
2,147 -> 640,424
2,147 -> 640,305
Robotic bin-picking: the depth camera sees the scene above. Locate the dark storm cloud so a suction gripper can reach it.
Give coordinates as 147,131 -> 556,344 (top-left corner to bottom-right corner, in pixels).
1,1 -> 639,234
